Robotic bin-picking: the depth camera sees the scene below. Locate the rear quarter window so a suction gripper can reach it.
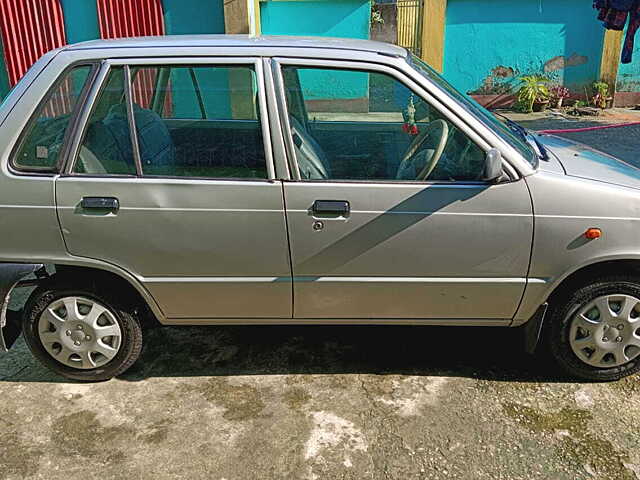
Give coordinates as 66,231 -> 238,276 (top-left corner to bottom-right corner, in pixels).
12,64 -> 93,172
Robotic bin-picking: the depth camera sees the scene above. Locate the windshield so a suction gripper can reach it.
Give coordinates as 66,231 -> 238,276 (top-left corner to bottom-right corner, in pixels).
408,53 -> 537,167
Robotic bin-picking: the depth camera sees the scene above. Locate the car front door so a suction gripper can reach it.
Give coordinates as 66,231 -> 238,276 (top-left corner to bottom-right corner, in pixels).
56,58 -> 292,321
273,59 -> 533,322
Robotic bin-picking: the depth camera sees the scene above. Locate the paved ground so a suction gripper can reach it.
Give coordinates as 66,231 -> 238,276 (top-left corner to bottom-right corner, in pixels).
2,111 -> 640,480
511,108 -> 640,167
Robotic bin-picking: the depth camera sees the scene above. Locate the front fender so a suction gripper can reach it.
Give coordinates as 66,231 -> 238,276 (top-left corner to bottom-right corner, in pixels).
0,263 -> 43,352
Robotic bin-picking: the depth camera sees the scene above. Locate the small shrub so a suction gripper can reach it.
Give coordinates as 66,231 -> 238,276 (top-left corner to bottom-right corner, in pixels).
516,75 -> 550,113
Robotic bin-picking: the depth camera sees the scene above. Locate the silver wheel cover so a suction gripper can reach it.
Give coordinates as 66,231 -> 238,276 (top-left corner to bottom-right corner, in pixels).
569,294 -> 640,368
38,296 -> 122,370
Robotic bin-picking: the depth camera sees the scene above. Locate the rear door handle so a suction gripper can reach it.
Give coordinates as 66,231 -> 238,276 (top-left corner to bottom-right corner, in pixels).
312,200 -> 350,216
81,196 -> 119,211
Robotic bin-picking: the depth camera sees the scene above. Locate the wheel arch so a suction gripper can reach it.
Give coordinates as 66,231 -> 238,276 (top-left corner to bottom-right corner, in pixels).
547,259 -> 640,304
47,263 -> 166,326
520,258 -> 640,354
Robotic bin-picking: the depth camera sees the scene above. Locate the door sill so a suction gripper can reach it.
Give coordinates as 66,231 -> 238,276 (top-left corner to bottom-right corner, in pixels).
162,318 -> 512,327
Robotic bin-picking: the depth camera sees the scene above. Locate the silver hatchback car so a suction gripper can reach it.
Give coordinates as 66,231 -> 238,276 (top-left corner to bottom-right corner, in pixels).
1,35 -> 639,382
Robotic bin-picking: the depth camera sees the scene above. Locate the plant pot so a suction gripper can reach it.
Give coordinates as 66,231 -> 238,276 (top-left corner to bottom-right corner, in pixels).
533,100 -> 549,112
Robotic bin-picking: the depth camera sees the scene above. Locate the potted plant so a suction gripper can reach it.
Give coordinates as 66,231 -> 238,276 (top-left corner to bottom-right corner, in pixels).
516,75 -> 550,113
592,81 -> 612,109
549,85 -> 570,108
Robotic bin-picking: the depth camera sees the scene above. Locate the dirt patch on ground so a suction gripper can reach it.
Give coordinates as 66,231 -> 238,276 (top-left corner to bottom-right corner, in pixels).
503,402 -> 635,480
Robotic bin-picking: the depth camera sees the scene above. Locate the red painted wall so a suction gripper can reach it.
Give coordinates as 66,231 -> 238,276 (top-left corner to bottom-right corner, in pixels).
0,0 -> 66,86
96,0 -> 164,39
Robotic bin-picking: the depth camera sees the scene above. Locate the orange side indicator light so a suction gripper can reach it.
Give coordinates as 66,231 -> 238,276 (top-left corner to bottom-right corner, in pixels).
584,228 -> 602,240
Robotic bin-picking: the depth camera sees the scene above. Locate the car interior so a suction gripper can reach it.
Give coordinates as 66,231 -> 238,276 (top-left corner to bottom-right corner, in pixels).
19,62 -> 486,183
282,66 -> 486,182
75,65 -> 268,179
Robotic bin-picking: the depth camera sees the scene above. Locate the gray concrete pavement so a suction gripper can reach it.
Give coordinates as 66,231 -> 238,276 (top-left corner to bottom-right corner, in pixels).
2,325 -> 639,479
2,115 -> 640,480
513,109 -> 640,168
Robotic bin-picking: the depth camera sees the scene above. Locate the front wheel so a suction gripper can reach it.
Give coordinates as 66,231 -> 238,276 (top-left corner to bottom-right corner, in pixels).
545,276 -> 640,381
22,282 -> 143,382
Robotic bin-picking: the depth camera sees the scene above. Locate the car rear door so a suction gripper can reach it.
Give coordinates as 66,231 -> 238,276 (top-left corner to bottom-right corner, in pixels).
271,58 -> 534,322
56,58 -> 292,321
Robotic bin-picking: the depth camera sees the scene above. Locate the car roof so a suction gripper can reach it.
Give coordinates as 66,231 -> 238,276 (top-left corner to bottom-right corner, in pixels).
65,34 -> 408,58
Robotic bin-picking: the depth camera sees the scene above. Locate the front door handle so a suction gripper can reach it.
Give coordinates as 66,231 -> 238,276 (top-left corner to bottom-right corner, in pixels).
81,196 -> 119,211
312,200 -> 350,216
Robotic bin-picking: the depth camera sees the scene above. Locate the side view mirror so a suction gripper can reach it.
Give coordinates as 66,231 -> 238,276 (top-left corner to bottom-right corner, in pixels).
482,148 -> 504,183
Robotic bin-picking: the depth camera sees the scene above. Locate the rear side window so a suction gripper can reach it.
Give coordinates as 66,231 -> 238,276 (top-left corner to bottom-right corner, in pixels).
132,65 -> 265,178
13,65 -> 92,172
74,64 -> 267,179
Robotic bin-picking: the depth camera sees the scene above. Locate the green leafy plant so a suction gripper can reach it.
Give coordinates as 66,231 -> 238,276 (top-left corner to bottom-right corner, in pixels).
516,75 -> 550,113
592,81 -> 610,109
370,2 -> 384,24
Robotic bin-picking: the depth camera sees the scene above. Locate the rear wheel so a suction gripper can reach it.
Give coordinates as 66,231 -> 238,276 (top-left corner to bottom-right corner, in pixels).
546,276 -> 640,381
22,281 -> 142,381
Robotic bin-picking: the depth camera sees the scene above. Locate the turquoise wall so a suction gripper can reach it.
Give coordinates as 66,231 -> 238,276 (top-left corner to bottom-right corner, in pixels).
260,0 -> 371,101
60,0 -> 100,43
161,0 -> 228,117
617,59 -> 640,92
0,45 -> 9,99
59,0 -> 228,116
616,26 -> 640,92
60,0 -> 226,41
443,0 -> 605,95
162,0 -> 225,35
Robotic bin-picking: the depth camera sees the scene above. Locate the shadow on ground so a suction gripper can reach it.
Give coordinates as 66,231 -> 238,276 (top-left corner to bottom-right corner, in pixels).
2,324 -> 571,384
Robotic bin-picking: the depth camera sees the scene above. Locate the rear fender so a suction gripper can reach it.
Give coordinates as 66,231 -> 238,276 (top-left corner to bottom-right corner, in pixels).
0,263 -> 45,352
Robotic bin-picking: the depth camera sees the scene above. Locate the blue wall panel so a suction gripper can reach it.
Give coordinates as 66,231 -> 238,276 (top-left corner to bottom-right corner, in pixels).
0,47 -> 9,99
616,26 -> 640,92
261,0 -> 371,101
60,0 -> 100,43
443,0 -> 604,95
162,0 -> 225,35
161,0 -> 228,117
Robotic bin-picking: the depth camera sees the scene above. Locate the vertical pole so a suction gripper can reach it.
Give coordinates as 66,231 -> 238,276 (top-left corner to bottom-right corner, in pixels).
223,0 -> 260,118
223,0 -> 259,35
599,29 -> 623,101
421,0 -> 446,72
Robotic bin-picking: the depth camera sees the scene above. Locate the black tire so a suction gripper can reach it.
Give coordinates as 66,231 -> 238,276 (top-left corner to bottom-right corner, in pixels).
545,275 -> 640,381
22,279 -> 143,382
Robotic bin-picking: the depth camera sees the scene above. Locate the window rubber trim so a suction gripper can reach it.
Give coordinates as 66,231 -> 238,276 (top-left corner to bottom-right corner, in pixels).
124,65 -> 143,177
65,57 -> 276,181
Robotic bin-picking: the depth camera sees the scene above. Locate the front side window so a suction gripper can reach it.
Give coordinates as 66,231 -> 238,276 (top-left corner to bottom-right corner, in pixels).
75,64 -> 267,179
14,65 -> 92,171
282,66 -> 486,182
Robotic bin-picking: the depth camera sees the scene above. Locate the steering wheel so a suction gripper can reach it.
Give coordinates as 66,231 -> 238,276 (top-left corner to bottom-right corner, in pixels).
395,119 -> 449,180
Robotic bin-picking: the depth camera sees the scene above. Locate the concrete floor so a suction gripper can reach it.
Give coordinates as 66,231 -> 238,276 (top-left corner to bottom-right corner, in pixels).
2,113 -> 640,480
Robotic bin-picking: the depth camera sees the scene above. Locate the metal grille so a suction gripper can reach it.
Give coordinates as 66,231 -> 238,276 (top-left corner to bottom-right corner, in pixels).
0,0 -> 66,86
96,0 -> 165,39
396,0 -> 423,57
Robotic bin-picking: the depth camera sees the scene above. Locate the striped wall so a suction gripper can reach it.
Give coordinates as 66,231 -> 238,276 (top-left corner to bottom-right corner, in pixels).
0,0 -> 226,99
0,0 -> 66,87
